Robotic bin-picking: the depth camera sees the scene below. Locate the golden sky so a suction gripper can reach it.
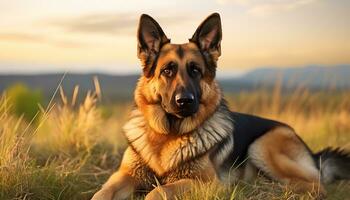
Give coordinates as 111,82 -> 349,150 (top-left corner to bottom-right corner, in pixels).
0,0 -> 349,74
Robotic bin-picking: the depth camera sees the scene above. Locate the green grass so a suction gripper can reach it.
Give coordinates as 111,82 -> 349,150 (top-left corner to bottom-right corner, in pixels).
0,84 -> 349,200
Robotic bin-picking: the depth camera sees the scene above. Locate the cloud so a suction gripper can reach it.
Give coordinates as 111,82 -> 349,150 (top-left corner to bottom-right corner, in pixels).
0,33 -> 86,48
217,0 -> 318,15
249,0 -> 318,15
0,13 -> 196,49
49,13 -> 137,35
48,13 -> 190,36
0,33 -> 44,42
217,0 -> 249,5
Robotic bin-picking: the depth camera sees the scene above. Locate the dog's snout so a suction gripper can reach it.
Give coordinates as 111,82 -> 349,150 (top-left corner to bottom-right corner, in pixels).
175,93 -> 194,107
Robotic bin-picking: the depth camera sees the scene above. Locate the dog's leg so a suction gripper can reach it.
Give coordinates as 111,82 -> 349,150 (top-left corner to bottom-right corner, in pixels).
91,170 -> 135,200
242,160 -> 258,182
248,127 -> 326,197
144,179 -> 195,200
92,148 -> 140,200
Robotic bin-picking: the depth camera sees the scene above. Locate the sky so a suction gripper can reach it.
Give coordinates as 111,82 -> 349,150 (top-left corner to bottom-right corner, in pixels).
0,0 -> 349,74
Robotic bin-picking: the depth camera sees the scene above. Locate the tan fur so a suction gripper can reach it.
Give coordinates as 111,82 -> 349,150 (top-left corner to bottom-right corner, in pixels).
144,179 -> 196,200
92,148 -> 137,200
248,127 -> 326,195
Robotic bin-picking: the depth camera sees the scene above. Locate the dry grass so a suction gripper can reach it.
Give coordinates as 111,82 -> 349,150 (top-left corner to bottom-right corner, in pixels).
0,80 -> 349,200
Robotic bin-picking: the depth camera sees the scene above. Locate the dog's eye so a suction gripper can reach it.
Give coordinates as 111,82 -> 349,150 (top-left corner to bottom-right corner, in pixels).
192,68 -> 199,74
189,62 -> 201,77
162,62 -> 176,77
163,68 -> 173,76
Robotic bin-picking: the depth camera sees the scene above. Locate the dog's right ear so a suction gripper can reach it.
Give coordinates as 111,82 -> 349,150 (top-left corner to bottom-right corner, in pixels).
137,14 -> 170,77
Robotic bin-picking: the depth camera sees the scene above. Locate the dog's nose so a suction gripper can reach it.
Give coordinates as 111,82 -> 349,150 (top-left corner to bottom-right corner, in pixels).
175,93 -> 194,107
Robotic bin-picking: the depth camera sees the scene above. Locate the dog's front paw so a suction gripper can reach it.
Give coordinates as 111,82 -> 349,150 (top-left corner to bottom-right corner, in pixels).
145,187 -> 175,200
91,188 -> 114,200
144,190 -> 164,200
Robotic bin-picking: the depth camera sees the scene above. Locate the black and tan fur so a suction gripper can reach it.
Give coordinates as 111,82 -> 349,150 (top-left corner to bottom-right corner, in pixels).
92,13 -> 350,200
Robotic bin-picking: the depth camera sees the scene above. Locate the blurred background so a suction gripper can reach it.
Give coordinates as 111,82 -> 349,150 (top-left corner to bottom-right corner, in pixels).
1,0 -> 350,103
0,0 -> 349,199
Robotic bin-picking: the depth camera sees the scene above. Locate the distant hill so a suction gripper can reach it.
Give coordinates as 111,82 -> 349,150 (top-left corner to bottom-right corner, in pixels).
0,73 -> 140,102
0,65 -> 349,102
240,65 -> 350,89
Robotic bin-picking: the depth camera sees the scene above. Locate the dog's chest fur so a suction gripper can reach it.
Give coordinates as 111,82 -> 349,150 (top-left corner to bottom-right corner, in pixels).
123,105 -> 234,176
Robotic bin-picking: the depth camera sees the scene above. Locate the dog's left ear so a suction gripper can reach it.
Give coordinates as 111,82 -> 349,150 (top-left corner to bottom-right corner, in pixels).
137,14 -> 170,77
190,13 -> 222,61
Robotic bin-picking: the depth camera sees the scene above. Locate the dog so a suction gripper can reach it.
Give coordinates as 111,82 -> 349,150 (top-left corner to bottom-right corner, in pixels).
92,13 -> 350,200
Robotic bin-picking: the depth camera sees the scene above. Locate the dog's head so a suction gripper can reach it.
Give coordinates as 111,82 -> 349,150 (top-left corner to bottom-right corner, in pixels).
135,13 -> 222,133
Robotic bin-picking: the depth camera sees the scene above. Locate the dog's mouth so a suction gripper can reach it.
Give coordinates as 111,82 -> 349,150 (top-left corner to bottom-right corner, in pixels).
161,103 -> 197,118
169,105 -> 199,118
175,109 -> 196,118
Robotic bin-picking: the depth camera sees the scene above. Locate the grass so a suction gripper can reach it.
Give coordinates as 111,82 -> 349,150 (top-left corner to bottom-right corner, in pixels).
0,81 -> 349,200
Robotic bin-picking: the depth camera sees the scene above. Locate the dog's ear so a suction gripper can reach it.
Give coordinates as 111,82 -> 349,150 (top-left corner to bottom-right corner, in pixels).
137,14 -> 170,77
190,13 -> 222,61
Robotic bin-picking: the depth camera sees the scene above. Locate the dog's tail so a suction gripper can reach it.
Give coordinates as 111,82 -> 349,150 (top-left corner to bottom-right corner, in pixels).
313,147 -> 350,184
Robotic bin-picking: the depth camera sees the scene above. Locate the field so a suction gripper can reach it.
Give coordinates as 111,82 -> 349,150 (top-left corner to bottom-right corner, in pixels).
0,81 -> 349,200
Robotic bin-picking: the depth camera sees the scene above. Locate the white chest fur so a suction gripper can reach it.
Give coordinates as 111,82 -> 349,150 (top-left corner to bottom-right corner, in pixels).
123,106 -> 234,176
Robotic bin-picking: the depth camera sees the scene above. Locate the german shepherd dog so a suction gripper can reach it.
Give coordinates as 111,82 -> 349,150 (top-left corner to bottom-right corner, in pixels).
92,13 -> 350,200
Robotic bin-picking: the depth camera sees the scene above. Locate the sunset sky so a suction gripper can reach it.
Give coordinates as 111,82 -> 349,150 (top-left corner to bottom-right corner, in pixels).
0,0 -> 349,74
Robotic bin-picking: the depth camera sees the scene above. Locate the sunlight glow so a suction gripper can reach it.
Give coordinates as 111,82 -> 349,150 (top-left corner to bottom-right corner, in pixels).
0,0 -> 349,73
